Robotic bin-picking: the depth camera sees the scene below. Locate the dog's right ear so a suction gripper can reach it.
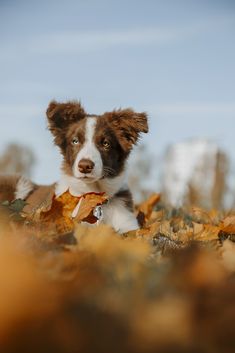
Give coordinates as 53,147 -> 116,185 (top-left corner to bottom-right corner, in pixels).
46,100 -> 86,148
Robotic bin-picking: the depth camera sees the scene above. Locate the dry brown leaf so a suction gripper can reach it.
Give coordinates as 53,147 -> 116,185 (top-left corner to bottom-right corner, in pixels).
192,222 -> 204,235
23,184 -> 56,215
137,193 -> 161,221
24,191 -> 108,234
193,224 -> 220,242
149,210 -> 165,223
176,227 -> 194,243
208,209 -> 220,224
158,220 -> 172,237
74,192 -> 108,224
136,222 -> 160,238
220,216 -> 235,234
38,193 -> 76,234
191,207 -> 212,224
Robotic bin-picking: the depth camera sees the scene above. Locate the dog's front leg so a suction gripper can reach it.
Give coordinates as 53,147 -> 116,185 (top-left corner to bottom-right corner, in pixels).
102,198 -> 139,234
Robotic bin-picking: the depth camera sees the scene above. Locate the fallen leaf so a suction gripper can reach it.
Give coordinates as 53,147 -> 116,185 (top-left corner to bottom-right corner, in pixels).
74,192 -> 108,224
193,224 -> 220,242
193,222 -> 204,235
136,222 -> 160,238
137,193 -> 161,221
23,184 -> 56,215
220,216 -> 235,234
190,207 -> 212,224
24,190 -> 108,235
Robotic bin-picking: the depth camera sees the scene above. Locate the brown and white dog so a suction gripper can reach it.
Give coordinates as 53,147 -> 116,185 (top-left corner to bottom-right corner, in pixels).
0,101 -> 148,233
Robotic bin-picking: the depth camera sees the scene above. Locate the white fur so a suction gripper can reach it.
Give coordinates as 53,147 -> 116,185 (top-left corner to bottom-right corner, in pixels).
102,198 -> 139,233
56,171 -> 127,198
15,176 -> 34,200
73,117 -> 103,181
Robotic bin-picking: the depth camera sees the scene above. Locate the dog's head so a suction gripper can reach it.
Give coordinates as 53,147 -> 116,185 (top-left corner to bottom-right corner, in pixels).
46,100 -> 148,182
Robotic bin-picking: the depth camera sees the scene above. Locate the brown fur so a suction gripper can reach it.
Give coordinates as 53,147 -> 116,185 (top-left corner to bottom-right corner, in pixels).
47,101 -> 86,152
103,109 -> 148,152
64,119 -> 87,168
94,117 -> 128,177
115,189 -> 134,211
0,175 -> 21,202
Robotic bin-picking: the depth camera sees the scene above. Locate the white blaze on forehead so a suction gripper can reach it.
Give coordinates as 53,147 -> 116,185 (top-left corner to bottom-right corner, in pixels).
73,117 -> 103,179
85,117 -> 97,146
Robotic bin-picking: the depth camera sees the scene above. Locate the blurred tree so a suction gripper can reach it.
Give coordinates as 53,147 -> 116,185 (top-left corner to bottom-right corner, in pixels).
0,143 -> 35,177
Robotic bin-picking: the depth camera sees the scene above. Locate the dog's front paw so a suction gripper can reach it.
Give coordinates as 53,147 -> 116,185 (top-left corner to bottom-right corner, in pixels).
113,216 -> 139,234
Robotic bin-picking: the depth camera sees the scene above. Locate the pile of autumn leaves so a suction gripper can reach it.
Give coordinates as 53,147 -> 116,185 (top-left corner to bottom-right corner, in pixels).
0,192 -> 235,353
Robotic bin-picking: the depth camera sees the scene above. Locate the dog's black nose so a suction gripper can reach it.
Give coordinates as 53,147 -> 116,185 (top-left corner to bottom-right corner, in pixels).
78,159 -> 95,174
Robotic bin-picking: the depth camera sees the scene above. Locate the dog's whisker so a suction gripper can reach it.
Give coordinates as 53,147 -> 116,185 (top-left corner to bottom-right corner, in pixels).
103,166 -> 116,173
103,167 -> 117,177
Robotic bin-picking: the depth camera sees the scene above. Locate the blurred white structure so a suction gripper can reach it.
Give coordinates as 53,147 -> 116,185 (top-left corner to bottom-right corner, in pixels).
128,144 -> 157,203
162,139 -> 228,208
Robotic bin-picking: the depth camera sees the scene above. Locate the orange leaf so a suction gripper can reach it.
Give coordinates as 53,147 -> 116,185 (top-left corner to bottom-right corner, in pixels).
193,224 -> 220,241
138,193 -> 161,221
220,216 -> 235,234
191,207 -> 212,224
42,200 -> 73,234
24,190 -> 108,235
74,192 -> 108,224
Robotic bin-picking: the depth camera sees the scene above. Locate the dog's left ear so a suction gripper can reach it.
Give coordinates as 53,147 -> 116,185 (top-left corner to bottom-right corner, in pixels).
46,100 -> 86,148
105,108 -> 148,152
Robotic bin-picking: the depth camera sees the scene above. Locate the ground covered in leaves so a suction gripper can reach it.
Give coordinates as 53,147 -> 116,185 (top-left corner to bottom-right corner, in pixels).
0,194 -> 235,353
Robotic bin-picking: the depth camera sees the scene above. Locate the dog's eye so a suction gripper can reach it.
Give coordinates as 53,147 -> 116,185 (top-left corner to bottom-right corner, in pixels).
72,137 -> 79,145
102,140 -> 110,149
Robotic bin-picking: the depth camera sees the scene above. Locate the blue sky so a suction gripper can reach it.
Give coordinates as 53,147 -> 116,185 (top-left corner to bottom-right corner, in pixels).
0,0 -> 235,184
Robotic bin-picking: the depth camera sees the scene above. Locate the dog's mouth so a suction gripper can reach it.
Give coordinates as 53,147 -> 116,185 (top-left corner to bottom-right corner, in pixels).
77,175 -> 100,183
